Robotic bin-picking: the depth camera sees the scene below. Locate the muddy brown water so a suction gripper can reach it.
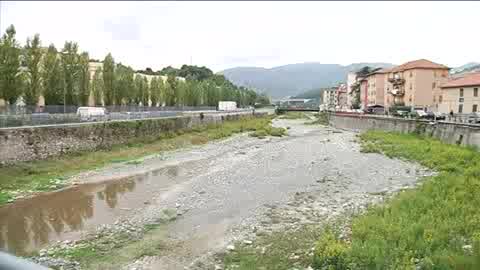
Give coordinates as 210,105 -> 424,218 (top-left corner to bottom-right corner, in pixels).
0,165 -> 186,255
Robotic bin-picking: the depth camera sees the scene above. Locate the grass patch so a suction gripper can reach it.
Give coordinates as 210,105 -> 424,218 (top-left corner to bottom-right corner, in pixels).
49,222 -> 170,270
278,112 -> 310,120
223,226 -> 322,270
312,131 -> 480,269
0,116 -> 274,205
0,191 -> 13,204
305,112 -> 329,126
249,125 -> 287,139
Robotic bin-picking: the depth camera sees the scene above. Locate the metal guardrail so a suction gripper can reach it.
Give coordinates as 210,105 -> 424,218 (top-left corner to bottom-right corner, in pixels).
0,105 -> 216,115
0,107 -> 221,128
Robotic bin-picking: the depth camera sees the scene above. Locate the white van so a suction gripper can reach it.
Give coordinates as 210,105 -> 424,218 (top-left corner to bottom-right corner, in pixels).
218,101 -> 237,111
76,107 -> 108,121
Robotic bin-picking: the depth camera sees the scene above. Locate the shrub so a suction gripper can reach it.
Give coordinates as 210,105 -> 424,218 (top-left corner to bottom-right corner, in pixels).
313,229 -> 350,270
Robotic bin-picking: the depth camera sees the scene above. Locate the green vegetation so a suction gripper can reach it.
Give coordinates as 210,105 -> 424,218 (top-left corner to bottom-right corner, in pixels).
305,112 -> 329,126
250,125 -> 287,139
313,131 -> 480,269
48,222 -> 169,270
0,24 -> 258,107
224,131 -> 480,270
278,111 -> 310,120
0,116 -> 275,205
223,226 -> 322,270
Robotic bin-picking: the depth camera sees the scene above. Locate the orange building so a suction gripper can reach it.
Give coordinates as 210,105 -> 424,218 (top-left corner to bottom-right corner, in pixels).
383,59 -> 450,112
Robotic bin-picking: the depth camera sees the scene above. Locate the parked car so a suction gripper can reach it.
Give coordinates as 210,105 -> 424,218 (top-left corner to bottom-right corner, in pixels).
467,112 -> 480,124
76,107 -> 108,122
434,112 -> 446,121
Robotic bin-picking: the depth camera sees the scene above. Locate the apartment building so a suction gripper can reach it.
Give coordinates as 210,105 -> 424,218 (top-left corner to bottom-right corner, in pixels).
383,59 -> 450,112
322,88 -> 337,110
346,72 -> 357,109
337,84 -> 348,110
365,68 -> 388,107
440,72 -> 480,114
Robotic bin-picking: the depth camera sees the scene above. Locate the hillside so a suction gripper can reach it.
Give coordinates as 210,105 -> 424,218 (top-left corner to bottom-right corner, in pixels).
293,88 -> 327,102
451,62 -> 480,75
220,62 -> 393,98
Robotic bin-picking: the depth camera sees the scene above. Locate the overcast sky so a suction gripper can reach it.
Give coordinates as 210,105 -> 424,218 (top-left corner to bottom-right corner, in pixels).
2,1 -> 479,72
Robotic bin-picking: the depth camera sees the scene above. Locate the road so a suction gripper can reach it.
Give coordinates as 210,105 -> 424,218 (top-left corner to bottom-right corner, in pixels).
1,118 -> 431,269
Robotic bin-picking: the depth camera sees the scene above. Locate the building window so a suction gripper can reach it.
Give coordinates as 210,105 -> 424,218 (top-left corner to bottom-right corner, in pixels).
410,83 -> 412,90
434,71 -> 437,77
439,95 -> 443,103
432,82 -> 436,89
474,88 -> 478,97
433,96 -> 436,102
460,88 -> 464,97
409,72 -> 413,78
473,104 -> 478,113
459,104 -> 463,113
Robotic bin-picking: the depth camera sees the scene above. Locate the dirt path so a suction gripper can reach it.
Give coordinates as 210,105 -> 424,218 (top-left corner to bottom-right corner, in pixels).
2,118 -> 431,269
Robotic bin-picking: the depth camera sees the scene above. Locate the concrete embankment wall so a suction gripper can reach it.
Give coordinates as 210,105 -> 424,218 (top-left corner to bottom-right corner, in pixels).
0,111 -> 264,165
330,113 -> 480,148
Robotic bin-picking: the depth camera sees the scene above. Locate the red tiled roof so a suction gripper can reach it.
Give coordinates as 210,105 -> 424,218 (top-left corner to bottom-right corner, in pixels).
389,59 -> 449,72
367,68 -> 393,76
441,72 -> 480,89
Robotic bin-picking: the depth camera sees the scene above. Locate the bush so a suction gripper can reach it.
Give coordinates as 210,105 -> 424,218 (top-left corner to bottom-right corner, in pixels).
313,230 -> 350,270
341,131 -> 480,269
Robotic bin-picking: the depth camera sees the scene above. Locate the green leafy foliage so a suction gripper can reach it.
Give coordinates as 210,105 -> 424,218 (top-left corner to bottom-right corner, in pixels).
0,25 -> 22,104
313,131 -> 480,269
0,24 -> 258,107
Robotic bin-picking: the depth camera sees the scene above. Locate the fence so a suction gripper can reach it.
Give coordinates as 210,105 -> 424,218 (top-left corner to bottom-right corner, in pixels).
0,105 -> 216,115
0,105 -> 218,128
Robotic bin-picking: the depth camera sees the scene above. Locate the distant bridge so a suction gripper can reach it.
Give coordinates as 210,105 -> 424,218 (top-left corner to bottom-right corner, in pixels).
276,106 -> 320,113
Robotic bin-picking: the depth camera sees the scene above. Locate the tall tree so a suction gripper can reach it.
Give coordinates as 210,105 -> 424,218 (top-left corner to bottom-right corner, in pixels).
133,74 -> 144,105
114,63 -> 135,105
91,67 -> 104,106
0,25 -> 22,104
23,34 -> 43,105
165,74 -> 178,106
142,77 -> 149,106
77,52 -> 90,106
150,77 -> 161,106
61,41 -> 80,105
102,53 -> 115,105
42,44 -> 64,105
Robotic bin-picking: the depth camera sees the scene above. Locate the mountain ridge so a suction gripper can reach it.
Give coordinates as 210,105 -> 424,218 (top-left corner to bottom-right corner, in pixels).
220,62 -> 394,98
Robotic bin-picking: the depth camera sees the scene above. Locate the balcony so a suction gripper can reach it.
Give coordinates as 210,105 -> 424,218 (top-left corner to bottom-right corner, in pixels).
388,77 -> 405,86
388,88 -> 405,97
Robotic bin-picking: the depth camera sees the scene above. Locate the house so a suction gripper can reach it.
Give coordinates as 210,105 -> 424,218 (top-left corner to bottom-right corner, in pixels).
347,72 -> 368,110
336,84 -> 348,111
322,88 -> 337,111
365,68 -> 389,108
383,59 -> 450,112
439,72 -> 480,114
346,72 -> 357,109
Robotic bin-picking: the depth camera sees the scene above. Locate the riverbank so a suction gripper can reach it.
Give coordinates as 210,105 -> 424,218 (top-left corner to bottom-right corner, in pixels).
0,115 -> 281,205
221,130 -> 480,270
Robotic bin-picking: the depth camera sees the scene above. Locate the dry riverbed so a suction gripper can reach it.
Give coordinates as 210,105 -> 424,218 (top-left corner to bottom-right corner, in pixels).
1,117 -> 432,269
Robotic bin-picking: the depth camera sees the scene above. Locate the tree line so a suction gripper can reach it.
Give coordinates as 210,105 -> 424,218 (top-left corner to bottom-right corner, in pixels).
0,25 -> 266,108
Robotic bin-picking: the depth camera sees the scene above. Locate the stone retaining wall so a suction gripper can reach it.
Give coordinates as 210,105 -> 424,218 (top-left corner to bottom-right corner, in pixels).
0,111 -> 264,165
330,113 -> 480,148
